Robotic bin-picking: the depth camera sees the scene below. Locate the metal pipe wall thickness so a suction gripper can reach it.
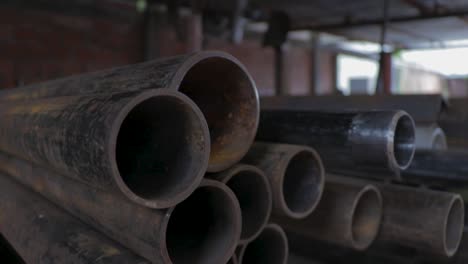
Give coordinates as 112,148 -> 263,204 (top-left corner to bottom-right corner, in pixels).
277,175 -> 382,251
0,152 -> 241,264
403,150 -> 468,187
242,142 -> 325,219
256,110 -> 416,178
238,224 -> 288,264
374,183 -> 464,257
0,90 -> 210,209
0,173 -> 151,264
210,164 -> 272,244
0,51 -> 259,172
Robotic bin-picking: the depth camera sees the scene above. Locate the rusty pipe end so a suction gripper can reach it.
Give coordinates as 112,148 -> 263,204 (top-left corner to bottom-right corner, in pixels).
238,224 -> 288,264
174,51 -> 259,172
214,164 -> 272,244
111,89 -> 210,209
164,179 -> 241,264
443,195 -> 464,257
350,185 -> 383,251
351,110 -> 415,172
279,148 -> 325,219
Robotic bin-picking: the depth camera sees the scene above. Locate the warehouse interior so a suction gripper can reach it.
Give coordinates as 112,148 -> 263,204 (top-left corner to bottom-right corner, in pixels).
1,0 -> 468,263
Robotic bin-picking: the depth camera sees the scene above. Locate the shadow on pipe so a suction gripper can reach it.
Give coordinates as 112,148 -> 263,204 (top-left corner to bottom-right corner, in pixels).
243,143 -> 325,219
238,224 -> 288,264
0,51 -> 259,172
210,164 -> 272,243
0,173 -> 150,264
0,90 -> 210,209
278,175 -> 382,251
0,152 -> 241,264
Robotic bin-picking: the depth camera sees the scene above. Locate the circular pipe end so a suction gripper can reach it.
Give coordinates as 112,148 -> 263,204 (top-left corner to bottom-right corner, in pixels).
432,127 -> 448,150
112,89 -> 210,209
392,111 -> 416,170
174,51 -> 260,172
219,164 -> 272,244
443,195 -> 464,257
164,179 -> 241,264
350,185 -> 383,251
239,224 -> 288,264
280,148 -> 325,219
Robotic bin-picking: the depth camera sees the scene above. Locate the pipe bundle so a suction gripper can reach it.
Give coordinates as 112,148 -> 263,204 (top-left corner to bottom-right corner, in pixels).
1,55 -> 466,264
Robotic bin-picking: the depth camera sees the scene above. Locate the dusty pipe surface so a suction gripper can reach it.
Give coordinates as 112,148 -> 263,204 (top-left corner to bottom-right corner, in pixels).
210,164 -> 272,243
403,150 -> 468,187
0,173 -> 151,264
375,183 -> 464,257
415,124 -> 447,150
0,51 -> 259,172
242,142 -> 325,219
0,89 -> 209,209
277,175 -> 382,251
257,110 -> 416,178
238,224 -> 288,264
0,152 -> 241,264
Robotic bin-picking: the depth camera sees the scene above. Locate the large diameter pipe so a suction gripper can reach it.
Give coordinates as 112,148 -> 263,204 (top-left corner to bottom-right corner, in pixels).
0,51 -> 259,172
277,175 -> 382,251
0,152 -> 241,264
0,173 -> 151,264
403,150 -> 468,187
238,224 -> 288,264
0,90 -> 210,209
242,142 -> 325,219
415,124 -> 447,150
375,183 -> 464,257
210,164 -> 272,243
256,110 -> 416,177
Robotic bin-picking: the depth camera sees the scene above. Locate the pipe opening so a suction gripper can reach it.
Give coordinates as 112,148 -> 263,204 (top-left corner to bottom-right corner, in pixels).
241,225 -> 287,264
444,197 -> 464,256
115,94 -> 208,207
179,56 -> 259,172
393,115 -> 415,169
351,187 -> 382,250
166,183 -> 240,263
283,150 -> 323,218
225,168 -> 271,242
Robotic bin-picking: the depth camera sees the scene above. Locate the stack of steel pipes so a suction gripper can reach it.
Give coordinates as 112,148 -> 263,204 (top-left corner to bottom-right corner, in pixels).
0,53 -> 466,264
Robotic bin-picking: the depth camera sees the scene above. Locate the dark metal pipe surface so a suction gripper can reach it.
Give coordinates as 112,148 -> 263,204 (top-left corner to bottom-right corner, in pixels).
277,175 -> 382,251
238,224 -> 288,264
228,255 -> 238,264
0,51 -> 259,172
403,150 -> 468,188
256,110 -> 416,178
0,89 -> 210,209
210,164 -> 272,244
0,152 -> 241,264
375,183 -> 464,257
242,142 -> 324,219
0,173 -> 151,264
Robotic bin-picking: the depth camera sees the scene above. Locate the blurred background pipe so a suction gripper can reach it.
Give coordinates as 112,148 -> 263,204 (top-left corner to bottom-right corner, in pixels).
0,51 -> 260,172
415,124 -> 447,150
238,224 -> 288,264
0,173 -> 151,264
210,164 -> 272,244
243,142 -> 324,219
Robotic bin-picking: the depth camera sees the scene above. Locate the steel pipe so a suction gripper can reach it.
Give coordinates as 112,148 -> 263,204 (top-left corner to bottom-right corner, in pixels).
0,173 -> 151,264
210,164 -> 272,243
256,110 -> 416,178
0,152 -> 241,264
277,175 -> 382,251
0,90 -> 209,209
403,150 -> 468,187
0,51 -> 259,172
375,183 -> 464,257
228,255 -> 238,264
0,234 -> 24,263
415,124 -> 447,150
242,142 -> 325,219
238,224 -> 288,264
